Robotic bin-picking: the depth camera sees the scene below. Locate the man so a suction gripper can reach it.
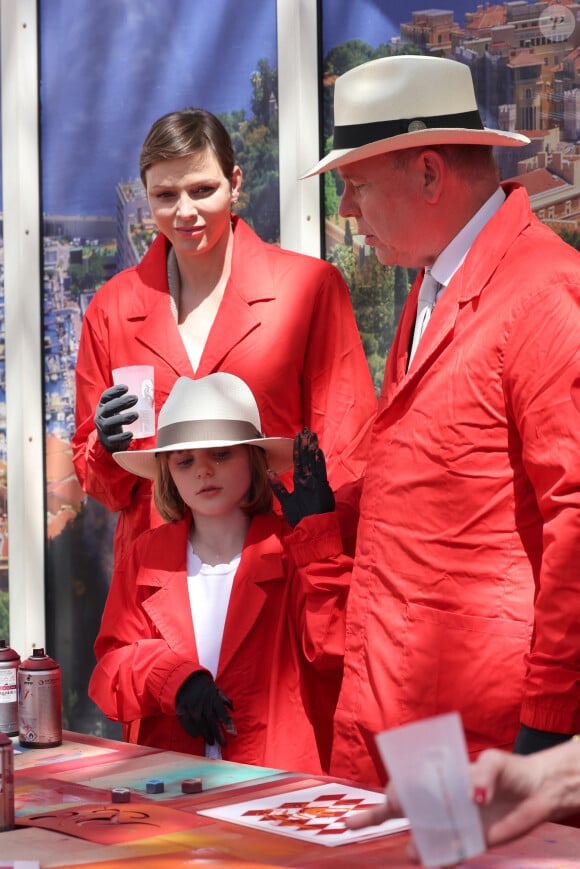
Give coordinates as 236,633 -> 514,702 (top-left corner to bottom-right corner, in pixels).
302,55 -> 580,786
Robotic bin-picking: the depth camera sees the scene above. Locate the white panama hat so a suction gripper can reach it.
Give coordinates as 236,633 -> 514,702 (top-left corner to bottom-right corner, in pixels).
302,55 -> 530,178
113,373 -> 294,479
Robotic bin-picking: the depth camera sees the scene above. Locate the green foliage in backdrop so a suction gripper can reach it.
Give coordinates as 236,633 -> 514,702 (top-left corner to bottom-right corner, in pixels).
221,60 -> 279,244
0,591 -> 9,641
320,41 -> 423,394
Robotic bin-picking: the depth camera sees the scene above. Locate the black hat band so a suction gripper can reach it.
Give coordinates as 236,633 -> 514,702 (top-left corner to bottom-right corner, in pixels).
333,109 -> 485,150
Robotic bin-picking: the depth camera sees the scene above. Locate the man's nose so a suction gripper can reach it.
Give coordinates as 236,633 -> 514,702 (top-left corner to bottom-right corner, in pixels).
339,188 -> 358,219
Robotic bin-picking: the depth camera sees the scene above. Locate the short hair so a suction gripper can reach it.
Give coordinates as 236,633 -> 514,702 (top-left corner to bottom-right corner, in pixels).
153,445 -> 273,523
139,108 -> 235,187
391,144 -> 498,184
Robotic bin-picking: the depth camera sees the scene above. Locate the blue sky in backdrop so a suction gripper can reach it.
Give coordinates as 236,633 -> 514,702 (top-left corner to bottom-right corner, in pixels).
37,0 -> 507,215
40,0 -> 277,214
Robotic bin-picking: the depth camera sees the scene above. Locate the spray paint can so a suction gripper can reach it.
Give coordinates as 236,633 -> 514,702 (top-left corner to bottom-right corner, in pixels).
18,648 -> 62,748
0,640 -> 20,736
0,732 -> 14,831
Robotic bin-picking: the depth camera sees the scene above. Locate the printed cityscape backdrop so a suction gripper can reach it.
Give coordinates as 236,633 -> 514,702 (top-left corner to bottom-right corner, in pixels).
1,0 -> 580,734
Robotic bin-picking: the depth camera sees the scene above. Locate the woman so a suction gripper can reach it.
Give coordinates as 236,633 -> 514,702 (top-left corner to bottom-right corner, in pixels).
88,374 -> 350,774
73,108 -> 376,566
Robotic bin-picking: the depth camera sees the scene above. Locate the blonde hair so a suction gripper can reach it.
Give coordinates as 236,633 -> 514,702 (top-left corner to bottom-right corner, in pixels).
153,446 -> 273,523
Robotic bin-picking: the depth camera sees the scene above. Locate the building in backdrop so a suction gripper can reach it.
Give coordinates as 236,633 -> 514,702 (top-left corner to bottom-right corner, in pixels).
1,0 -> 580,735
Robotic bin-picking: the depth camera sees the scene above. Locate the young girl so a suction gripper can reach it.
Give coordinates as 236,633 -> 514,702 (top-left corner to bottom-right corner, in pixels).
88,373 -> 349,774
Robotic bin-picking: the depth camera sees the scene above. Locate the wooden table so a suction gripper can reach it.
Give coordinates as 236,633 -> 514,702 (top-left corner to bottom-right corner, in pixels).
1,730 -> 578,867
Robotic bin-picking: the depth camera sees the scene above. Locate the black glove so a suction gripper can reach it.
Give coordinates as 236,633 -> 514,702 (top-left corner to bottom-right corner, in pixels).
513,723 -> 573,755
175,671 -> 236,746
94,384 -> 139,453
268,427 -> 335,528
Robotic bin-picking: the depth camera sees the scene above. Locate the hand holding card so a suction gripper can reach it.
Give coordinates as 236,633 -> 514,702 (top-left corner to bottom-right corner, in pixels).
375,712 -> 485,867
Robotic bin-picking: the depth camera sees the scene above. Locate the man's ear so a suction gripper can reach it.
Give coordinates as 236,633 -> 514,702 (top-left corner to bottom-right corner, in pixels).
419,149 -> 445,204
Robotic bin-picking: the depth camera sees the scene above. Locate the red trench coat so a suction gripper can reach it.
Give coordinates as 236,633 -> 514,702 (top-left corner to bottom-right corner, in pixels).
73,217 -> 377,563
89,512 -> 350,774
330,184 -> 580,786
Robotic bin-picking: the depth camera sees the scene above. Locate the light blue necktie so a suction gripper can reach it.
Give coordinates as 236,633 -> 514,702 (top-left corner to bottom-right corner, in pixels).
408,268 -> 439,368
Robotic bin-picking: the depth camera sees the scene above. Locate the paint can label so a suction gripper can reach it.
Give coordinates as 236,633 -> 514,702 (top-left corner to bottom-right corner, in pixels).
18,667 -> 62,747
0,663 -> 19,735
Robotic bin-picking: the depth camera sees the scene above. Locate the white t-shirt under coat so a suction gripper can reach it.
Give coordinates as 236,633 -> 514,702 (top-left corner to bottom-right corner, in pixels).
186,541 -> 240,758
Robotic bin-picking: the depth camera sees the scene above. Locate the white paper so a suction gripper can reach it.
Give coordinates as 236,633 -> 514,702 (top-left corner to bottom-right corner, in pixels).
198,781 -> 409,847
375,712 -> 485,867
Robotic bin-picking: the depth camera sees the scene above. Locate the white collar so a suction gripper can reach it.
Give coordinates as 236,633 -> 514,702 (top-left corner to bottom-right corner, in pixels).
431,187 -> 506,288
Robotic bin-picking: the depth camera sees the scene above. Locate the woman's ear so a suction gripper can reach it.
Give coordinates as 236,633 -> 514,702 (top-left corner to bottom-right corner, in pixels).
231,165 -> 243,203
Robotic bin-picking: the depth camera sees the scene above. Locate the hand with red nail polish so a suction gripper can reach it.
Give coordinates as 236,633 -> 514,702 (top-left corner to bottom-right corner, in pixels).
470,739 -> 580,847
347,738 -> 580,858
472,786 -> 487,805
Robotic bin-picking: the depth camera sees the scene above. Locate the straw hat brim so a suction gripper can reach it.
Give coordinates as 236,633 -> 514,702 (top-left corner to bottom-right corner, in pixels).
301,126 -> 530,178
113,435 -> 294,480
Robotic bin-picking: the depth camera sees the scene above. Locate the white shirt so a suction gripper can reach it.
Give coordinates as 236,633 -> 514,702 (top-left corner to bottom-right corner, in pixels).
186,542 -> 240,758
430,187 -> 506,291
407,187 -> 506,370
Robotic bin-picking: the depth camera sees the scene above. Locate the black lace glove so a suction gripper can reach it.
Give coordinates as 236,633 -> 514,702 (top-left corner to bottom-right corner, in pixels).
513,724 -> 573,755
94,384 -> 139,453
175,671 -> 236,746
268,427 -> 335,528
